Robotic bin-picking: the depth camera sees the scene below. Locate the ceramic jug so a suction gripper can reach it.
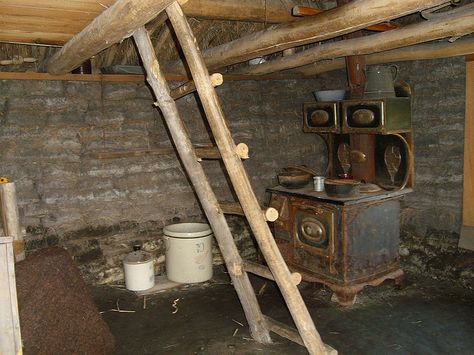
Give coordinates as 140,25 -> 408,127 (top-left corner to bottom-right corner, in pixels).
364,65 -> 398,99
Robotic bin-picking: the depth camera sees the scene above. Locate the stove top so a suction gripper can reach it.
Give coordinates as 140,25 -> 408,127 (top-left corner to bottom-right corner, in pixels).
267,185 -> 412,205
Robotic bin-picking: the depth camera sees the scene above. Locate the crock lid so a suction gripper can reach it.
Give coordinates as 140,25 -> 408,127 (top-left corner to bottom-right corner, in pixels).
163,223 -> 212,238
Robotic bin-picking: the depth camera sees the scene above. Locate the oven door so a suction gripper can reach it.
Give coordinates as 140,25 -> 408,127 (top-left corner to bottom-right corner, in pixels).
291,203 -> 336,275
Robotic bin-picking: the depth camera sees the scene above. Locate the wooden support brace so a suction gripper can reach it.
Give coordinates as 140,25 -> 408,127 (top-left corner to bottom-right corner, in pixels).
243,260 -> 302,286
170,73 -> 223,100
220,201 -> 279,222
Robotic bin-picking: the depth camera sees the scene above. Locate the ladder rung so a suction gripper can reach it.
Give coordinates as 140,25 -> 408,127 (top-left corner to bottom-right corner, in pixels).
194,144 -> 221,159
170,73 -> 223,100
264,315 -> 304,346
243,260 -> 301,286
220,201 -> 279,222
194,143 -> 249,160
263,316 -> 337,354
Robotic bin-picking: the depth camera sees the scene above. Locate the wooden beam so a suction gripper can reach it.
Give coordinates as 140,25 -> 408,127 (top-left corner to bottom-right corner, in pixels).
182,0 -> 295,23
295,37 -> 474,76
46,0 -> 188,75
292,5 -> 400,32
165,0 -> 448,74
235,5 -> 474,75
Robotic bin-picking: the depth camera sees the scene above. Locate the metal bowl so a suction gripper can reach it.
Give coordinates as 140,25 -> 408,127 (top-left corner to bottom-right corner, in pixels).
313,89 -> 346,102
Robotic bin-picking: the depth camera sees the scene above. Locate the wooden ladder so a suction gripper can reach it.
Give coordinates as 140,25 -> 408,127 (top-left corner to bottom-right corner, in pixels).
133,3 -> 335,354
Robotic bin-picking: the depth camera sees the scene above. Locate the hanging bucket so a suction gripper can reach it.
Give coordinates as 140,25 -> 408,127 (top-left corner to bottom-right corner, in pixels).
163,223 -> 213,283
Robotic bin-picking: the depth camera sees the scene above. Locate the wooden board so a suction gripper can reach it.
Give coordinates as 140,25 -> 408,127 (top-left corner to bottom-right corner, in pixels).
0,0 -> 116,44
460,60 -> 474,250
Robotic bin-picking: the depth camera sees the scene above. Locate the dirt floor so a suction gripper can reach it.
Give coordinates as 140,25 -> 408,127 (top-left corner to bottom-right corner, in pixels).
92,269 -> 474,355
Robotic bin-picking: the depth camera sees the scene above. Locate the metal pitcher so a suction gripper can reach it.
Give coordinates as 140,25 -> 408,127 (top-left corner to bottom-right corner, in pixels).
364,65 -> 398,99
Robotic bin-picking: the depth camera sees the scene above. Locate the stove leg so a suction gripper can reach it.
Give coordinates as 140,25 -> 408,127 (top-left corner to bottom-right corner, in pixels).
331,290 -> 357,306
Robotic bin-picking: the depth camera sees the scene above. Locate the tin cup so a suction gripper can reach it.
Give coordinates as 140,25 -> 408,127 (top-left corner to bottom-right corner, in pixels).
313,176 -> 325,192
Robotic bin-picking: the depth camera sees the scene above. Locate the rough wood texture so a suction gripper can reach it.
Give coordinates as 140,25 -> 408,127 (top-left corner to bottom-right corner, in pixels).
170,73 -> 223,100
236,4 -> 474,75
132,26 -> 272,344
0,237 -> 22,355
219,201 -> 279,222
166,0 -> 447,73
15,247 -> 115,354
165,3 -> 330,353
460,60 -> 474,250
292,5 -> 399,32
0,183 -> 25,261
46,0 -> 188,74
294,37 -> 474,76
183,0 -> 295,23
243,260 -> 302,285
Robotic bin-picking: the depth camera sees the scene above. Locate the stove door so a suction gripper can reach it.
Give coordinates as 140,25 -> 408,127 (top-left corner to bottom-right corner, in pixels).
292,204 -> 336,275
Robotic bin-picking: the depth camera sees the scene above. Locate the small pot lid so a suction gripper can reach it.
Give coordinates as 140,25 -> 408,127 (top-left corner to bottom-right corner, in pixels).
124,250 -> 152,264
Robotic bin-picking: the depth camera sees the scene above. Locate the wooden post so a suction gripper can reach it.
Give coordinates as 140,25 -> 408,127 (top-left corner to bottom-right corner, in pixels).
165,3 -> 328,353
0,237 -> 23,355
0,183 -> 25,262
132,26 -> 272,344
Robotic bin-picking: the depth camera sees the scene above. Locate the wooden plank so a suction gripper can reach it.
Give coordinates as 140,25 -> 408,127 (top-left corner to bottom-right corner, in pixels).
165,0 -> 447,73
0,0 -> 116,13
0,238 -> 22,355
292,5 -> 399,32
165,3 -> 329,353
46,0 -> 188,75
460,60 -> 474,250
234,4 -> 474,75
296,37 -> 474,76
132,25 -> 272,344
0,183 -> 25,262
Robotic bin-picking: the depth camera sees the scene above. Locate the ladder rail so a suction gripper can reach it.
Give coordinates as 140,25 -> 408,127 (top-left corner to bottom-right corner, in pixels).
132,26 -> 272,344
165,3 -> 327,354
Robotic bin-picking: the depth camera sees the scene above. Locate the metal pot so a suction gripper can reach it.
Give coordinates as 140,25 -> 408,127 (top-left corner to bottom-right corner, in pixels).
324,178 -> 360,197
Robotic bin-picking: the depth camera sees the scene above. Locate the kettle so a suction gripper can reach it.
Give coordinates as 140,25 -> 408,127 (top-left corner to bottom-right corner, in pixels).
364,65 -> 398,99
